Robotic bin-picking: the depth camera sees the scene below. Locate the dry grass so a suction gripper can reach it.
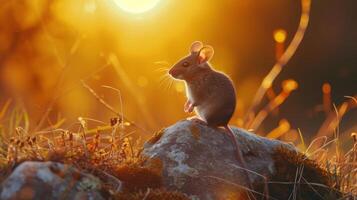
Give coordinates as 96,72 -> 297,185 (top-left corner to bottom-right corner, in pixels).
0,98 -> 195,200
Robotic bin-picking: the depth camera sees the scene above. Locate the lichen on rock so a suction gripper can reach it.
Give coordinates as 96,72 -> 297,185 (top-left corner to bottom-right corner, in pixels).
142,120 -> 309,199
0,161 -> 104,200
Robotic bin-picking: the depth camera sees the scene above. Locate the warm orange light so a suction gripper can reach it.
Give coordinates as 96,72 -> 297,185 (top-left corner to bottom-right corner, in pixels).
322,83 -> 331,113
114,0 -> 161,14
262,77 -> 272,89
137,76 -> 148,87
282,129 -> 298,142
282,79 -> 298,92
322,83 -> 331,94
274,29 -> 287,43
84,0 -> 96,13
175,82 -> 185,93
352,132 -> 357,142
266,119 -> 291,139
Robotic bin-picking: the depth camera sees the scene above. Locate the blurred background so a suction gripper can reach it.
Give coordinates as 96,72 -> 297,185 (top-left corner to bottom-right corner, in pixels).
0,0 -> 356,147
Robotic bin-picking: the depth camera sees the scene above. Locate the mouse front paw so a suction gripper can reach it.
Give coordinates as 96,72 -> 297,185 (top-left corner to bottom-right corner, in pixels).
185,105 -> 194,113
187,117 -> 207,125
184,101 -> 195,113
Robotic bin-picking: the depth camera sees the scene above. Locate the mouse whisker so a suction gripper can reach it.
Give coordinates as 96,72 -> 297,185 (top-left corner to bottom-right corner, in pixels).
158,75 -> 171,90
159,71 -> 170,78
158,73 -> 170,83
160,73 -> 172,83
167,78 -> 175,92
163,78 -> 171,92
154,61 -> 170,66
163,77 -> 173,92
156,69 -> 170,77
154,67 -> 169,72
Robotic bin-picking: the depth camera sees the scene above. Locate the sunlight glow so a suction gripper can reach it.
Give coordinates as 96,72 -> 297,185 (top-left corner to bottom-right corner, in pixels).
137,76 -> 148,87
175,83 -> 185,93
114,0 -> 161,14
282,79 -> 298,93
274,29 -> 287,43
84,0 -> 96,13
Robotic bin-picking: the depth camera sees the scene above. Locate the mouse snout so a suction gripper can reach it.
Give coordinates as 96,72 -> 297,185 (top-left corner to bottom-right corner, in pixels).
169,68 -> 180,78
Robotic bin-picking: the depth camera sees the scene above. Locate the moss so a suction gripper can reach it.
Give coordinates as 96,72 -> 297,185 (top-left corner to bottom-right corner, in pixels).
0,164 -> 11,183
112,163 -> 162,193
114,188 -> 189,200
143,157 -> 163,175
146,129 -> 165,145
267,146 -> 341,200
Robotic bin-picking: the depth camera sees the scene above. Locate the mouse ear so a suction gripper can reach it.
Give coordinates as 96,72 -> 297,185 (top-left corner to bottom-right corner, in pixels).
190,41 -> 203,53
198,45 -> 214,64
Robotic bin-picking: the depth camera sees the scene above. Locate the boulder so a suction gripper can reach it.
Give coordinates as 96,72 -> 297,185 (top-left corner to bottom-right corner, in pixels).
0,161 -> 105,200
143,120 -> 297,200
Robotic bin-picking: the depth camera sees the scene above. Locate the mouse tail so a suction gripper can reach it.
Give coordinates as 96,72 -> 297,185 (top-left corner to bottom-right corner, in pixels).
224,126 -> 270,200
223,125 -> 246,166
224,125 -> 262,198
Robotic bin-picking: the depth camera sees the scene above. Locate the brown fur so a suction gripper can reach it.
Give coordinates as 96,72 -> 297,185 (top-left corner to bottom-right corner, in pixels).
169,41 -> 253,195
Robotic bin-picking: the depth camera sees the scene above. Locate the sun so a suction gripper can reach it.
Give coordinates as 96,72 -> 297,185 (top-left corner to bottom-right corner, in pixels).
114,0 -> 161,14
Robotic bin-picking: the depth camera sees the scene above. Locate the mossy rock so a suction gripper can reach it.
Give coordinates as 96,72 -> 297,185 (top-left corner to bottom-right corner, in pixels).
146,129 -> 165,145
268,146 -> 341,200
114,188 -> 189,200
112,163 -> 162,192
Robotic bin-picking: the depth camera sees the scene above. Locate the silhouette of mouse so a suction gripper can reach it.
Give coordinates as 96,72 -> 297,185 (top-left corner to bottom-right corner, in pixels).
168,41 -> 252,188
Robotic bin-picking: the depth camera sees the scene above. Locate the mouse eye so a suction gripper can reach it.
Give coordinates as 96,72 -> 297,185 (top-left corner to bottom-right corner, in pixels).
182,62 -> 189,67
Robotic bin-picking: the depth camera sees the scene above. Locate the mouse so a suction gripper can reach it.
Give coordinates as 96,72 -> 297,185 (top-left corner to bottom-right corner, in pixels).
168,41 -> 253,188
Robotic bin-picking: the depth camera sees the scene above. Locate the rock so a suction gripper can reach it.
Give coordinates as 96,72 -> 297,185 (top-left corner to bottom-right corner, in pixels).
0,161 -> 105,200
143,120 -> 297,200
